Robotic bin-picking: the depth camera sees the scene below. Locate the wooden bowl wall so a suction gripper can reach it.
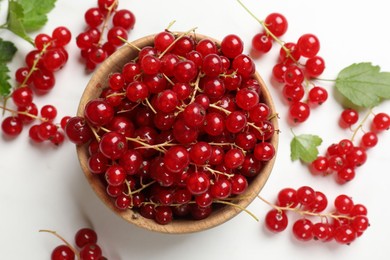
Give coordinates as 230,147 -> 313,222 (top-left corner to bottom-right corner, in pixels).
76,33 -> 278,233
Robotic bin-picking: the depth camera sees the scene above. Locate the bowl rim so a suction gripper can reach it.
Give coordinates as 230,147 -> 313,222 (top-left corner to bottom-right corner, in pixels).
76,32 -> 279,234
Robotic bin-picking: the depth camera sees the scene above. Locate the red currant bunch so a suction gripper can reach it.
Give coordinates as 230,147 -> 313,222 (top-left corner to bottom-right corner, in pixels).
272,33 -> 327,123
41,227 -> 107,260
66,30 -> 278,225
237,1 -> 328,124
1,26 -> 72,145
264,186 -> 369,245
76,0 -> 136,71
310,109 -> 389,183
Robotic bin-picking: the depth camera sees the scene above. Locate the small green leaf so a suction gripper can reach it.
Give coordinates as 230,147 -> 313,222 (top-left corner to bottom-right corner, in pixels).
18,0 -> 56,32
7,0 -> 34,44
0,63 -> 12,96
0,38 -> 17,62
290,134 -> 322,163
335,62 -> 390,108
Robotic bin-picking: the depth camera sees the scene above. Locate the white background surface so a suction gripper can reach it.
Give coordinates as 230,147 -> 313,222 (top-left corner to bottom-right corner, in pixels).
1,0 -> 390,259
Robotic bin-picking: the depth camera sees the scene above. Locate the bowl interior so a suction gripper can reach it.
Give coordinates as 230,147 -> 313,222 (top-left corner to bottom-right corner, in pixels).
76,33 -> 279,233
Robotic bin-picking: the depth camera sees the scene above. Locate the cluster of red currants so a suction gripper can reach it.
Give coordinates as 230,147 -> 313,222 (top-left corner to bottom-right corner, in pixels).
43,227 -> 106,260
65,30 -> 277,225
250,12 -> 327,123
310,109 -> 390,183
1,26 -> 72,145
76,0 -> 136,71
264,186 -> 369,244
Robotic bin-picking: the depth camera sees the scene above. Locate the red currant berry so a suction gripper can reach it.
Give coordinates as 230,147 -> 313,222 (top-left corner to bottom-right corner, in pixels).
112,9 -> 136,30
51,245 -> 75,260
305,56 -> 325,77
334,194 -> 354,214
220,34 -> 244,58
372,112 -> 390,131
292,218 -> 314,241
252,32 -> 273,53
297,33 -> 320,58
75,228 -> 98,248
2,116 -> 23,136
264,13 -> 288,37
289,102 -> 310,123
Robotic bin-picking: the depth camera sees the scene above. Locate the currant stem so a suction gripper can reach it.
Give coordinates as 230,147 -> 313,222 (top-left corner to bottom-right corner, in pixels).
209,103 -> 264,136
209,142 -> 247,155
158,27 -> 198,59
99,126 -> 168,153
236,0 -> 293,61
166,20 -> 176,31
39,229 -> 80,260
89,125 -> 102,142
118,36 -> 141,51
0,105 -> 47,121
203,165 -> 234,178
143,98 -> 157,114
189,72 -> 203,104
350,108 -> 373,142
98,0 -> 118,46
20,42 -> 51,87
214,200 -> 259,221
124,180 -> 156,196
257,195 -> 354,221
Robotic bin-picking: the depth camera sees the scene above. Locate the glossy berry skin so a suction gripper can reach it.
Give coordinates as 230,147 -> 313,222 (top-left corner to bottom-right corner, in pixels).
334,194 -> 354,214
105,165 -> 126,186
65,116 -> 93,145
361,131 -> 378,148
310,156 -> 329,174
289,102 -> 310,123
220,34 -> 244,58
51,245 -> 75,260
277,187 -> 298,208
163,145 -> 190,173
297,33 -> 320,58
99,131 -> 128,160
80,243 -> 102,260
189,142 -> 212,165
52,26 -> 72,47
340,108 -> 359,126
84,99 -> 114,127
252,32 -> 273,53
292,219 -> 314,241
296,186 -> 316,206
372,112 -> 390,131
186,171 -> 210,195
254,142 -> 275,161
12,86 -> 33,107
308,86 -> 328,105
75,228 -> 98,248
112,9 -> 136,30
1,116 -> 23,136
265,209 -> 288,232
232,54 -> 255,78
284,65 -> 304,85
305,56 -> 325,77
334,225 -> 356,244
264,13 -> 288,37
210,178 -> 232,199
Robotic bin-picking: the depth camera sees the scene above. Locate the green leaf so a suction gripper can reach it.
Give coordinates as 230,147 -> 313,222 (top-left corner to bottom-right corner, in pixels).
0,38 -> 17,62
0,63 -> 12,96
335,62 -> 390,108
17,0 -> 56,32
6,0 -> 34,44
290,134 -> 322,163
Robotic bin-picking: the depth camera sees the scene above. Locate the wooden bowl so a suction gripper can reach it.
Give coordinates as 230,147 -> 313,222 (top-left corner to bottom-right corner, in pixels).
76,33 -> 278,233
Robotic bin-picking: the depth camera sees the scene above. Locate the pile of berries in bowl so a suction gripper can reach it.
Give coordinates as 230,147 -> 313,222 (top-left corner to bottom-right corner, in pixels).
66,31 -> 279,233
